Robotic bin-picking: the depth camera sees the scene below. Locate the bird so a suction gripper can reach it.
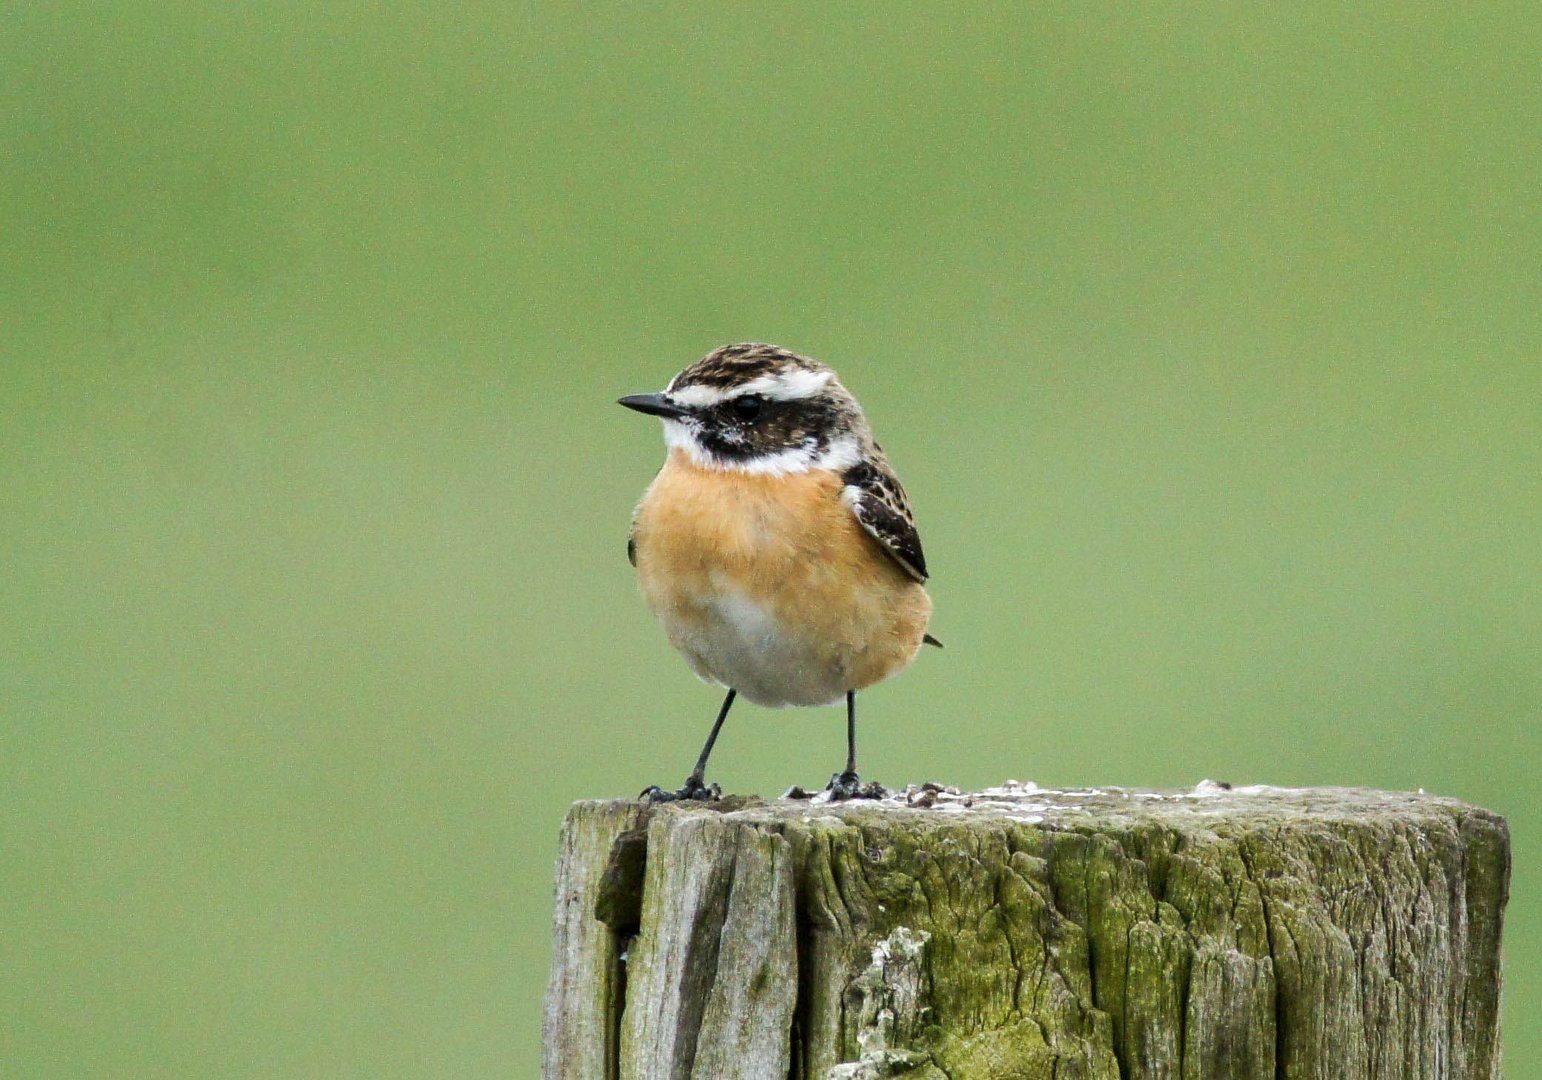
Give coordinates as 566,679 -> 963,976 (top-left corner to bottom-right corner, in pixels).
618,342 -> 939,801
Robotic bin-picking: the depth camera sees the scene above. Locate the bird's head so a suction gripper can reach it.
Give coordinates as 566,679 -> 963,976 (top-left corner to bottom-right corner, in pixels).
619,343 -> 867,475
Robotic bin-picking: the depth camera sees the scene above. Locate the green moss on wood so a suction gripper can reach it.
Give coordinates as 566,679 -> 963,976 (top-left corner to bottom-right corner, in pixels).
544,787 -> 1508,1080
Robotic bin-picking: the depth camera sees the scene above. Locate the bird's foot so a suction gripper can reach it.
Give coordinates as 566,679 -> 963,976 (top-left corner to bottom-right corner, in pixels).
825,771 -> 888,801
639,776 -> 720,803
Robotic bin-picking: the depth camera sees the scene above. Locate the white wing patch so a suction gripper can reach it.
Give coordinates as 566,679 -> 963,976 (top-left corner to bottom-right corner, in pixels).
841,460 -> 929,582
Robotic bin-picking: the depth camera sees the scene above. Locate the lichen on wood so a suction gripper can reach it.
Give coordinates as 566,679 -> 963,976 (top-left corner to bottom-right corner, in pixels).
543,785 -> 1508,1080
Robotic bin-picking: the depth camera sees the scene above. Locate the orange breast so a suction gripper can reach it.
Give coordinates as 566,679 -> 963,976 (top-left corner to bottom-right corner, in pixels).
630,451 -> 931,706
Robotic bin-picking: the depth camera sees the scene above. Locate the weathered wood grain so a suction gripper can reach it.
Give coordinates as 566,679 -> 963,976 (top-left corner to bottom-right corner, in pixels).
542,800 -> 645,1080
543,784 -> 1509,1080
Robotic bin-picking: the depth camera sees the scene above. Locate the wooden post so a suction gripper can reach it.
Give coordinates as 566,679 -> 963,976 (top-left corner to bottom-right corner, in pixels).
542,784 -> 1509,1080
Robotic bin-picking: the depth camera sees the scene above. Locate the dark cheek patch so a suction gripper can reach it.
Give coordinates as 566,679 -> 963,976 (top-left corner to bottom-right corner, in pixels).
697,404 -> 830,461
663,347 -> 866,466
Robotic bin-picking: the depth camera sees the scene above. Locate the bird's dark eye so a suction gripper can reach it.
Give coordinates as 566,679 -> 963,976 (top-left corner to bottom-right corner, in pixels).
731,394 -> 764,421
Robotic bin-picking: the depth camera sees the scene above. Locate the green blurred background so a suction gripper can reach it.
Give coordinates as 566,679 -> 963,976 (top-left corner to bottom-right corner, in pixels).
3,4 -> 1537,1076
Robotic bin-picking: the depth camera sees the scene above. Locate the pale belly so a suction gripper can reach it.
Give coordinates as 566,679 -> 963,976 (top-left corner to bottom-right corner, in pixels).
631,452 -> 932,708
658,573 -> 861,707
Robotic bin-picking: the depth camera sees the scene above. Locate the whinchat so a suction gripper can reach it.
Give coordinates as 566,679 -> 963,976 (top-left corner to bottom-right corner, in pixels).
619,343 -> 938,801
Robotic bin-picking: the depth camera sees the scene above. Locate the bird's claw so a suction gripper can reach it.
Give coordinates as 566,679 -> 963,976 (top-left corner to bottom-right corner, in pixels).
825,771 -> 887,801
640,776 -> 720,803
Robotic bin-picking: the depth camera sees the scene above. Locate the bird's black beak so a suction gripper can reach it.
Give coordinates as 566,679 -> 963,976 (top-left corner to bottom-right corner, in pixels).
618,393 -> 690,420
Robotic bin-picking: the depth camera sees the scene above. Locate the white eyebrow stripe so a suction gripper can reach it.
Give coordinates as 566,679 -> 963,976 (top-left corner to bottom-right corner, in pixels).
667,383 -> 729,407
753,368 -> 834,400
666,368 -> 833,408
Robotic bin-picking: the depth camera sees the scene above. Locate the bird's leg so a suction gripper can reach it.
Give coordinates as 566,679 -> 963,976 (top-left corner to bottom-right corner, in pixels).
826,691 -> 886,800
640,689 -> 735,802
827,690 -> 861,798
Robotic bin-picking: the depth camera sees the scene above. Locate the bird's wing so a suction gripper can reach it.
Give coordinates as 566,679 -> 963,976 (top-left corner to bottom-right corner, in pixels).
627,520 -> 637,567
842,451 -> 929,583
